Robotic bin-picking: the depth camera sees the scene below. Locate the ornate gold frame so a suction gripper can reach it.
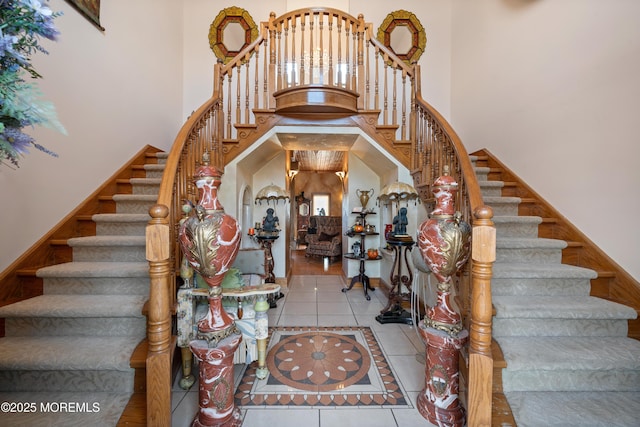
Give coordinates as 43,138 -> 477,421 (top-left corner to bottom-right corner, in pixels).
208,7 -> 259,64
376,10 -> 427,66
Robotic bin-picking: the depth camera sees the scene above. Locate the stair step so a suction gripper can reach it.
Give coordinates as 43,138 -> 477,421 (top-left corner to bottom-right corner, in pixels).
37,262 -> 149,295
66,236 -> 146,262
504,391 -> 640,427
0,295 -> 147,337
93,213 -> 150,236
143,163 -> 166,179
493,296 -> 636,337
492,262 -> 595,296
110,194 -> 157,214
0,391 -> 133,426
474,166 -> 491,181
478,180 -> 504,197
482,196 -> 521,216
497,336 -> 640,392
496,237 -> 567,264
0,336 -> 142,392
493,215 -> 542,238
129,178 -> 162,195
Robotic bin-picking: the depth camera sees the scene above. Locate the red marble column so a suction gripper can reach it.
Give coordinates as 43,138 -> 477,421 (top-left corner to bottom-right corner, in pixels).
190,334 -> 242,427
417,323 -> 468,426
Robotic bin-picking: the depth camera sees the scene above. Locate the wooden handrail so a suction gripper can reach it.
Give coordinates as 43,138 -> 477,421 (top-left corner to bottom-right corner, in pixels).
145,7 -> 495,426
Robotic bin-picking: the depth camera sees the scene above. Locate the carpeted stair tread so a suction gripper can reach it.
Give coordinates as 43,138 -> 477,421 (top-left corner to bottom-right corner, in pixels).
91,213 -> 150,222
493,215 -> 543,225
112,194 -> 157,201
493,295 -> 638,319
0,391 -> 133,427
129,177 -> 161,185
37,261 -> 148,278
496,336 -> 640,371
496,237 -> 568,249
0,336 -> 142,371
492,262 -> 597,279
504,391 -> 640,427
483,195 -> 521,204
0,295 -> 146,318
66,235 -> 145,246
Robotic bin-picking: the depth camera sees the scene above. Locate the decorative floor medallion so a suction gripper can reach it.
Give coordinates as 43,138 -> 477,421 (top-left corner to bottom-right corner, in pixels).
235,326 -> 410,408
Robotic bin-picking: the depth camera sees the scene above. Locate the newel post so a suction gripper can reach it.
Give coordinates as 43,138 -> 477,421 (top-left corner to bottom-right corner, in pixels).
146,204 -> 172,427
467,205 -> 496,427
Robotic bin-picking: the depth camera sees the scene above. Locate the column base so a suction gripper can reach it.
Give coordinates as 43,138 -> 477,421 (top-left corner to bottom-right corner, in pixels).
417,391 -> 466,427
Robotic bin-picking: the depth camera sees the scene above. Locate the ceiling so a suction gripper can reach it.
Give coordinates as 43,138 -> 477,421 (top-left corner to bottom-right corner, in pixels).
278,133 -> 358,172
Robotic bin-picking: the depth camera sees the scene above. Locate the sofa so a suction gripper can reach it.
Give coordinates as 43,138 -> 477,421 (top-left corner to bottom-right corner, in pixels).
305,215 -> 342,260
176,248 -> 280,389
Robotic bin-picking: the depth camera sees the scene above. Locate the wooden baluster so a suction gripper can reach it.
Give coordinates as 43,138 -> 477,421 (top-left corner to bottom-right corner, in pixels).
328,17 -> 333,86
146,204 -> 172,427
392,64 -> 398,127
226,69 -> 232,138
268,12 -> 276,109
245,54 -> 250,123
374,46 -> 379,110
356,15 -> 365,110
344,20 -> 350,90
352,18 -> 358,94
364,27 -> 370,109
337,19 -> 342,86
263,23 -> 269,108
236,65 -> 241,126
283,20 -> 289,88
291,18 -> 296,86
276,21 -> 282,92
300,14 -> 305,85
383,54 -> 388,125
254,46 -> 259,110
401,69 -> 407,140
319,13 -> 324,84
468,206 -> 496,427
309,14 -> 314,84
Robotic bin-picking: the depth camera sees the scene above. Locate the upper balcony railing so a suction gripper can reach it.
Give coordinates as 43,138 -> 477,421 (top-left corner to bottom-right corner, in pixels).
145,7 -> 495,426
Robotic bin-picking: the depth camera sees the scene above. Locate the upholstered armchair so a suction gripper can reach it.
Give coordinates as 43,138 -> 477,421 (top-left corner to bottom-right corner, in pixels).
176,248 -> 280,389
305,215 -> 342,260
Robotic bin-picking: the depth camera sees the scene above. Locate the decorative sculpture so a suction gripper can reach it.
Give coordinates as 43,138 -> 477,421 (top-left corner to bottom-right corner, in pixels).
262,207 -> 279,232
356,188 -> 374,209
178,152 -> 243,427
392,207 -> 408,235
416,165 -> 471,427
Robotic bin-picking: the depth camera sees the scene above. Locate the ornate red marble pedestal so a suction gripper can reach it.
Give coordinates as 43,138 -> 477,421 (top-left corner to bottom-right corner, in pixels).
190,334 -> 242,427
417,324 -> 468,426
178,152 -> 243,427
416,166 -> 471,427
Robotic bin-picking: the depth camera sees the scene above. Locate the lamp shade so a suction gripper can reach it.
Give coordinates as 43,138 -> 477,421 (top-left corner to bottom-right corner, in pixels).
255,184 -> 289,205
377,181 -> 420,206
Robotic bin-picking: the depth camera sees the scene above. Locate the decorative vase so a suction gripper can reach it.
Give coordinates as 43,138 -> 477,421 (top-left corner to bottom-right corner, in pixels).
367,248 -> 379,259
417,165 -> 471,334
178,152 -> 242,345
416,165 -> 471,427
356,188 -> 374,209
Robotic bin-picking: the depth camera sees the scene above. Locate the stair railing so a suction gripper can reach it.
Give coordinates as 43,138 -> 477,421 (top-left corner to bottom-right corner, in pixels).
412,64 -> 496,426
145,7 -> 496,426
214,8 -> 415,163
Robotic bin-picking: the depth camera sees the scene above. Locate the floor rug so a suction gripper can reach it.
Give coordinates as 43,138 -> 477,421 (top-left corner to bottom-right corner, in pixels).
235,326 -> 411,408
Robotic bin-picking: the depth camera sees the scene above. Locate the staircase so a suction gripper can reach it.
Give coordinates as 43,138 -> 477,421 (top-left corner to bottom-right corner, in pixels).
474,154 -> 640,426
0,150 -> 165,426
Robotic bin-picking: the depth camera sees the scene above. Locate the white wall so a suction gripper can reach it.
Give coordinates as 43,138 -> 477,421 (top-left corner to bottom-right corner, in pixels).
451,0 -> 640,280
0,0 -> 182,272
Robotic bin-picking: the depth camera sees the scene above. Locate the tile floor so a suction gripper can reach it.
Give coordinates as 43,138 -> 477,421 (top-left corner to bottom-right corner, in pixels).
171,274 -> 438,427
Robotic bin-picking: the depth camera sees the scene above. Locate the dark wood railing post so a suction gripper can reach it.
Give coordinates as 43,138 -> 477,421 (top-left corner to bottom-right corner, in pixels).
468,205 -> 496,427
146,204 -> 172,427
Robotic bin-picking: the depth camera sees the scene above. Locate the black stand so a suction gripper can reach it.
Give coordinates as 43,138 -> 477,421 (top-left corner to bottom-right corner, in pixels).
342,255 -> 380,301
376,238 -> 415,325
